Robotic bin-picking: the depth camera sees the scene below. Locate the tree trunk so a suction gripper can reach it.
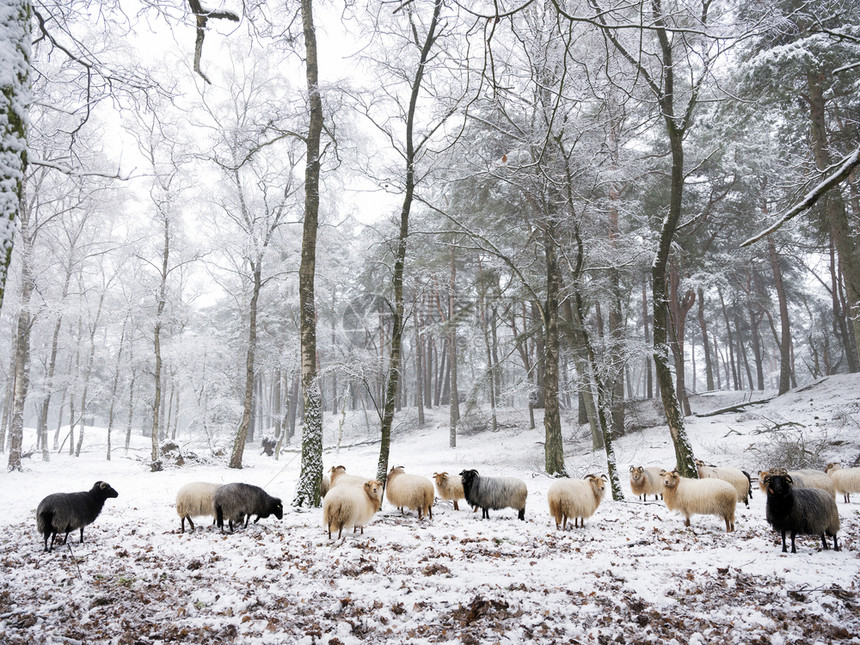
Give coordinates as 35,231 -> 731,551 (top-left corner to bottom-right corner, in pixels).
294,0 -> 325,508
807,71 -> 860,369
542,225 -> 567,476
230,265 -> 260,469
106,319 -> 128,461
448,244 -> 460,448
696,288 -> 715,391
0,0 -> 29,311
7,227 -> 33,472
151,215 -> 169,472
768,236 -> 793,394
414,297 -> 425,427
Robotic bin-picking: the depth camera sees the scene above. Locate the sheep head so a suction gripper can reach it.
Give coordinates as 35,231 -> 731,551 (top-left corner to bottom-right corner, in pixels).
659,470 -> 680,489
433,472 -> 448,484
585,474 -> 606,499
459,469 -> 479,487
93,481 -> 119,499
364,480 -> 384,512
763,468 -> 793,494
387,466 -> 405,483
272,499 -> 284,520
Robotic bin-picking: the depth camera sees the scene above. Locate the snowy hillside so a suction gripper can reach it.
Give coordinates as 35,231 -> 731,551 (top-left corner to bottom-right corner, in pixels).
1,374 -> 859,644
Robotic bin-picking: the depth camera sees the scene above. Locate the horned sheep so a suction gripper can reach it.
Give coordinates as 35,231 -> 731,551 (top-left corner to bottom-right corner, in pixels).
629,466 -> 663,501
459,469 -> 528,520
825,463 -> 860,503
547,474 -> 607,530
175,482 -> 221,533
659,469 -> 737,532
329,465 -> 373,489
213,483 -> 283,533
323,479 -> 384,539
432,472 -> 466,510
36,481 -> 119,552
386,466 -> 434,519
764,469 -> 840,553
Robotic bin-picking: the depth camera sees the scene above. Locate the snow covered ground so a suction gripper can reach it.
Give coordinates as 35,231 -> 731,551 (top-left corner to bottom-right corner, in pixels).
2,374 -> 859,644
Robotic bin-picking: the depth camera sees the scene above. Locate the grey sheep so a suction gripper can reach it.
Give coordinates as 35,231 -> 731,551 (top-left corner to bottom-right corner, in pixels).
213,483 -> 283,533
459,469 -> 527,520
36,481 -> 119,552
764,469 -> 840,553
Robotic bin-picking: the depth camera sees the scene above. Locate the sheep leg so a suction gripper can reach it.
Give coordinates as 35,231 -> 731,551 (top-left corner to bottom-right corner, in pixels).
518,508 -> 525,521
790,531 -> 798,554
453,501 -> 459,511
79,528 -> 85,544
821,534 -> 829,550
832,534 -> 840,551
684,517 -> 691,527
780,531 -> 788,553
428,505 -> 433,520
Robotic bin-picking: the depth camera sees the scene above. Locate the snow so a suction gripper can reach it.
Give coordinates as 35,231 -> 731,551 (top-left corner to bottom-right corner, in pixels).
2,374 -> 860,643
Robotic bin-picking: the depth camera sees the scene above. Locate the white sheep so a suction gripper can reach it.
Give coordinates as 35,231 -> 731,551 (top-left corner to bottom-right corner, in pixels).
660,469 -> 737,532
547,474 -> 607,530
322,479 -> 384,539
757,469 -> 836,498
825,463 -> 860,503
320,473 -> 331,498
329,465 -> 373,489
629,466 -> 663,501
175,482 -> 222,533
386,466 -> 434,519
432,472 -> 466,510
695,459 -> 750,507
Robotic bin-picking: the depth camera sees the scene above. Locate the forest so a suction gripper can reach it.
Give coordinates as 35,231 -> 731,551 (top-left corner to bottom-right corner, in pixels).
0,0 -> 859,503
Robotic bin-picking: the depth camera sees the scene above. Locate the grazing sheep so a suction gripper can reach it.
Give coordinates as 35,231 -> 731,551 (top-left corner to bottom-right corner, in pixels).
764,469 -> 840,553
386,466 -> 434,519
323,480 -> 383,539
659,469 -> 736,532
213,483 -> 283,533
459,469 -> 528,520
629,466 -> 664,501
432,472 -> 466,510
757,469 -> 836,498
175,482 -> 221,533
36,481 -> 119,552
695,459 -> 750,507
320,473 -> 331,498
329,465 -> 373,489
548,474 -> 607,530
825,463 -> 860,503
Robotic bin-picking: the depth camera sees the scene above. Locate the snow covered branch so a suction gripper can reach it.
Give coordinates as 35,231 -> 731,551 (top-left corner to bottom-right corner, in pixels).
741,146 -> 860,247
187,0 -> 240,85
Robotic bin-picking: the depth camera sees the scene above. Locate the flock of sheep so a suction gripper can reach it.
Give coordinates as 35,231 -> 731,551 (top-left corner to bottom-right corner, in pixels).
34,461 -> 860,555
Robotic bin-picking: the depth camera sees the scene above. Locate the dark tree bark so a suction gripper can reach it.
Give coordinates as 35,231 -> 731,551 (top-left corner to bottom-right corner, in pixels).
768,236 -> 793,394
376,0 -> 443,482
294,0 -> 326,507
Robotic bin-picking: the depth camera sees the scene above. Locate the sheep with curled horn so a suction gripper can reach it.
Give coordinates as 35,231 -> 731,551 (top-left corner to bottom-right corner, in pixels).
764,468 -> 840,553
548,474 -> 607,530
629,466 -> 663,501
433,471 -> 466,510
459,469 -> 527,520
323,479 -> 384,539
659,469 -> 736,532
36,481 -> 119,552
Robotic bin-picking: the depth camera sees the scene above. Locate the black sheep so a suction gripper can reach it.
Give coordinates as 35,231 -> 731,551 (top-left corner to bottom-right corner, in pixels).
36,481 -> 119,552
764,470 -> 840,554
213,483 -> 283,532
